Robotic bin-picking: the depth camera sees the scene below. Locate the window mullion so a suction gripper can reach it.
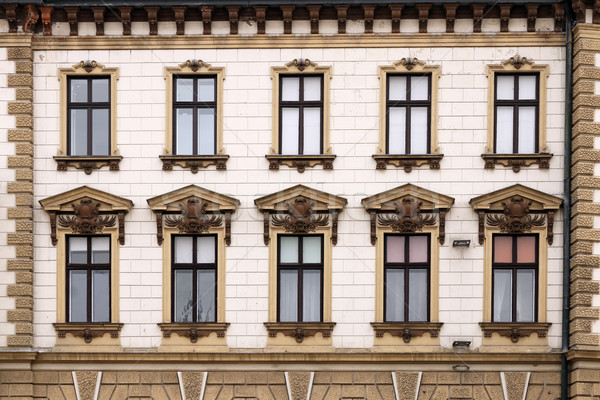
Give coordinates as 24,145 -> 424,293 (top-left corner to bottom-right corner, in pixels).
192,236 -> 198,322
299,77 -> 304,155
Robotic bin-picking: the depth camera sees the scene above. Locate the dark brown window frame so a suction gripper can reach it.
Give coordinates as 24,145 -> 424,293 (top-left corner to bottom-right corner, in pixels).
493,72 -> 540,154
66,76 -> 111,156
383,233 -> 431,323
172,75 -> 218,156
385,73 -> 432,155
171,234 -> 218,323
65,235 -> 111,323
491,234 -> 539,323
278,74 -> 324,155
277,234 -> 324,323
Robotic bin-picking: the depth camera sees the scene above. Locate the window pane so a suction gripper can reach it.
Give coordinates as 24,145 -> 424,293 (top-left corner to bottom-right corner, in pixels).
302,237 -> 321,264
385,269 -> 404,321
303,270 -> 321,322
303,76 -> 321,101
69,270 -> 87,322
516,269 -> 535,322
176,78 -> 194,102
518,75 -> 537,100
518,107 -> 536,154
494,236 -> 513,263
517,236 -> 536,263
197,78 -> 215,102
91,237 -> 110,264
198,109 -> 215,155
197,236 -> 215,264
408,269 -> 428,321
70,79 -> 88,103
280,236 -> 299,263
279,270 -> 298,322
410,107 -> 428,154
91,109 -> 109,155
493,269 -> 512,322
496,75 -> 514,100
409,236 -> 428,263
174,236 -> 193,264
281,77 -> 300,101
197,270 -> 216,322
388,76 -> 407,101
69,237 -> 87,264
70,109 -> 88,156
386,236 -> 405,263
281,108 -> 299,155
174,270 -> 193,322
92,79 -> 109,103
410,76 -> 429,101
176,108 -> 193,155
303,107 -> 321,155
388,107 -> 406,154
496,106 -> 514,153
92,270 -> 110,322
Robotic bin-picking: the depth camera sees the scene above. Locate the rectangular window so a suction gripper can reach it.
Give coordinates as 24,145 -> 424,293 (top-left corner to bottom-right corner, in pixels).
277,235 -> 323,322
279,75 -> 323,155
66,236 -> 111,322
384,234 -> 430,322
173,76 -> 217,156
67,77 -> 111,156
494,73 -> 539,154
172,235 -> 217,323
386,74 -> 431,155
492,234 -> 538,322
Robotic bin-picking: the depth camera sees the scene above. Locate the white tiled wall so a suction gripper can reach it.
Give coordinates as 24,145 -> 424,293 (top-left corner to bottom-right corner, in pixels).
29,44 -> 565,350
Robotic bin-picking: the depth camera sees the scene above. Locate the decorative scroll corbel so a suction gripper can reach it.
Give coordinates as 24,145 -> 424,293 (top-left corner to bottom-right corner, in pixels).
263,212 -> 271,245
472,3 -> 485,33
155,211 -> 164,245
416,4 -> 431,33
24,4 -> 39,33
4,4 -> 18,33
118,212 -> 125,245
39,6 -> 53,36
49,212 -> 58,246
145,6 -> 159,35
547,211 -> 554,245
443,3 -> 457,33
227,6 -> 240,35
281,5 -> 295,34
389,4 -> 403,33
439,210 -> 446,245
526,3 -> 538,32
335,5 -> 349,34
499,4 -> 512,32
254,6 -> 267,34
91,7 -> 105,36
331,211 -> 339,246
553,3 -> 565,32
201,5 -> 213,35
64,6 -> 79,36
307,5 -> 321,34
572,0 -> 586,23
478,211 -> 485,245
119,7 -> 133,36
173,6 -> 186,35
362,5 -> 376,34
225,212 -> 232,246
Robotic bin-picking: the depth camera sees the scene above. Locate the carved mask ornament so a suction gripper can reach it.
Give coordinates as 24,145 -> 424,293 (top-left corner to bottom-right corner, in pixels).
377,198 -> 437,233
58,199 -> 116,234
164,199 -> 222,234
271,197 -> 329,233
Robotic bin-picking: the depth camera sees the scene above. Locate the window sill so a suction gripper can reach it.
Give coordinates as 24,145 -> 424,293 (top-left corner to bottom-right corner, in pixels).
53,322 -> 123,344
158,322 -> 230,343
159,155 -> 229,173
265,154 -> 336,173
372,154 -> 443,172
479,322 -> 552,343
370,322 -> 443,343
264,322 -> 336,343
54,155 -> 122,175
481,153 -> 552,172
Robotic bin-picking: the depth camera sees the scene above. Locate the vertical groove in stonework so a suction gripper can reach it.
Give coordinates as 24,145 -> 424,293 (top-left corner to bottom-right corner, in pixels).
5,44 -> 34,348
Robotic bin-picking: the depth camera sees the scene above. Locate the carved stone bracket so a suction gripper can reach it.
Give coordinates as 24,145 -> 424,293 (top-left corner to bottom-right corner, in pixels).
64,6 -> 79,36
478,211 -> 485,245
254,6 -> 267,34
201,6 -> 213,35
155,211 -> 164,245
266,154 -> 335,173
373,154 -> 443,172
389,4 -> 403,33
472,3 -> 485,33
39,6 -> 53,36
145,6 -> 160,35
91,7 -> 104,36
281,5 -> 295,34
443,3 -> 457,33
371,322 -> 443,343
594,0 -> 600,24
160,155 -> 229,173
4,4 -> 18,33
499,4 -> 512,32
173,6 -> 186,35
416,4 -> 431,33
54,323 -> 123,344
362,5 -> 376,34
24,4 -> 39,33
335,5 -> 349,34
553,3 -> 565,32
307,5 -> 321,34
227,6 -> 240,35
370,212 -> 377,245
119,7 -> 133,36
158,323 -> 230,343
54,156 -> 122,175
526,3 -> 539,32
573,0 -> 586,23
479,322 -> 551,343
264,322 -> 335,343
482,153 -> 552,172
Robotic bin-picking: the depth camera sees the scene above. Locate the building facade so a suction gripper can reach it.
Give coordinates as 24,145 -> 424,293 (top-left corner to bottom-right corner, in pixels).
0,0 -> 597,399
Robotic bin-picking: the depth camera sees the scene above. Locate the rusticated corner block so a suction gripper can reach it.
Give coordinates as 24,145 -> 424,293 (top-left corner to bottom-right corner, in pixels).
288,371 -> 311,400
7,47 -> 33,61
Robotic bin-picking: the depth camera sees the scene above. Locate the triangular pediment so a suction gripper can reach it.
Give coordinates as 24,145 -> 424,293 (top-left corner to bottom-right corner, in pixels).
254,184 -> 347,213
361,184 -> 454,212
147,185 -> 240,213
39,186 -> 133,213
470,184 -> 563,211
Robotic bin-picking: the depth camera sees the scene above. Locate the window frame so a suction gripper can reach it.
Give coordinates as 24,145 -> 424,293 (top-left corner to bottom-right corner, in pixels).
383,233 -> 431,323
491,234 -> 539,323
276,234 -> 324,323
170,234 -> 219,324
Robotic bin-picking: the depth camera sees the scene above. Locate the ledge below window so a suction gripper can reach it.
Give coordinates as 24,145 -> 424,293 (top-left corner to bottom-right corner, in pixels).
158,322 -> 230,343
159,155 -> 229,173
53,322 -> 123,344
54,155 -> 122,175
264,322 -> 336,343
370,322 -> 444,343
479,322 -> 552,343
372,154 -> 443,172
265,154 -> 336,173
481,153 -> 552,172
